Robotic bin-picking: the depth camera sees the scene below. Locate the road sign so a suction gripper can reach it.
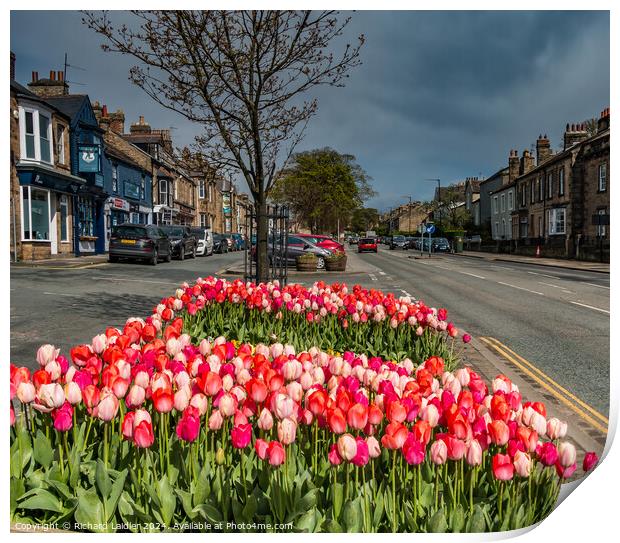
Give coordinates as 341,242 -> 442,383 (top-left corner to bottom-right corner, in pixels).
426,224 -> 436,234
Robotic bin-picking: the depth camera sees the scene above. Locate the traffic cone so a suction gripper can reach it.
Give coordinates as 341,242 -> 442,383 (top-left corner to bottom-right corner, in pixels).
535,245 -> 541,258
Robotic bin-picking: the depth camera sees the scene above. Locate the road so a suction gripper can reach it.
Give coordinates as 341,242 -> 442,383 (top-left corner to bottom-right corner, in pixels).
11,245 -> 609,421
354,246 -> 610,416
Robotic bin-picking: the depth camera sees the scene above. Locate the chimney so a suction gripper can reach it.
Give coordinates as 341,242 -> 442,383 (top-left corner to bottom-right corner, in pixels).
519,150 -> 535,175
597,107 -> 610,133
92,100 -> 103,122
28,68 -> 69,97
536,135 -> 551,165
10,51 -> 15,80
563,122 -> 588,149
130,115 -> 152,135
109,108 -> 125,134
97,104 -> 110,131
508,149 -> 520,183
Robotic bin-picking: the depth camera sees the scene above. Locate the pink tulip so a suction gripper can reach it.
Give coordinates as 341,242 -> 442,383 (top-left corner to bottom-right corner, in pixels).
337,433 -> 357,462
190,393 -> 208,416
38,383 -> 65,409
273,393 -> 295,420
97,393 -> 119,422
546,418 -> 568,440
558,442 -> 577,468
52,403 -> 73,432
255,438 -> 269,460
430,440 -> 448,465
176,408 -> 201,443
257,408 -> 274,431
208,409 -> 224,431
277,417 -> 297,445
267,441 -> 286,466
513,451 -> 532,478
219,393 -> 237,417
36,344 -> 59,367
583,451 -> 599,472
134,420 -> 155,448
174,386 -> 191,412
367,435 -> 381,458
466,439 -> 482,466
16,382 -> 36,404
64,382 -> 82,405
328,443 -> 342,465
126,385 -> 146,408
231,423 -> 252,449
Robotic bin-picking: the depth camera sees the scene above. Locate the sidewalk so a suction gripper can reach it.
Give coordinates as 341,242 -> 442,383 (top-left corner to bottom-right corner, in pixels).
454,250 -> 609,273
10,255 -> 109,269
222,249 -> 380,277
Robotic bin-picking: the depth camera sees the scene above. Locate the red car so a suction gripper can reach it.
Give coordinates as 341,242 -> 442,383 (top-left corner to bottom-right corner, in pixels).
296,233 -> 345,253
357,237 -> 378,253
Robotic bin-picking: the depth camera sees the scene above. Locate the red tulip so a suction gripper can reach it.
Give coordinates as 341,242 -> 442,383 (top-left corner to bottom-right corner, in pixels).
327,408 -> 347,434
255,438 -> 269,460
403,434 -> 425,465
583,451 -> 599,472
152,388 -> 174,413
246,378 -> 268,404
52,403 -> 73,432
231,423 -> 252,449
176,407 -> 201,443
488,420 -> 510,446
538,442 -> 558,466
267,441 -> 286,466
134,420 -> 155,448
352,437 -> 370,466
347,403 -> 368,431
328,443 -> 342,465
492,453 -> 514,481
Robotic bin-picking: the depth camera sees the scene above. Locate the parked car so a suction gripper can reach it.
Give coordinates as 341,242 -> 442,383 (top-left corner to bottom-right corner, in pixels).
109,224 -> 172,266
212,233 -> 228,254
222,234 -> 235,251
191,227 -> 214,257
253,235 -> 332,269
357,237 -> 378,253
159,225 -> 198,260
389,235 -> 408,250
348,235 -> 359,246
231,233 -> 245,250
297,233 -> 345,253
432,237 -> 452,253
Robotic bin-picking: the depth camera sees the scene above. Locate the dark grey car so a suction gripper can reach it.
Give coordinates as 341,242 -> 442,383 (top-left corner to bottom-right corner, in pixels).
389,235 -> 408,250
159,225 -> 198,260
109,224 -> 172,266
269,235 -> 331,269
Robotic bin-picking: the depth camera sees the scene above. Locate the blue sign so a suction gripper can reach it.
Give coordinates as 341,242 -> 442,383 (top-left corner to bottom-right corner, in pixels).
78,144 -> 101,173
426,224 -> 436,234
124,181 -> 140,200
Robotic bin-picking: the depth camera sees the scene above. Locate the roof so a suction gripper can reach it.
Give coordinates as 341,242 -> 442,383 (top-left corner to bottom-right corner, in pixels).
44,95 -> 90,121
10,80 -> 70,120
479,167 -> 509,186
465,179 -> 482,192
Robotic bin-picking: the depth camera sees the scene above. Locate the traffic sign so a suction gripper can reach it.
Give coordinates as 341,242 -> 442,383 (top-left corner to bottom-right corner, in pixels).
426,224 -> 436,234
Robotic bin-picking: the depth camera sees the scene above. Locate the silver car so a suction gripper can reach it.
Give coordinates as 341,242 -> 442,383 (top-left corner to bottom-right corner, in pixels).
191,227 -> 214,256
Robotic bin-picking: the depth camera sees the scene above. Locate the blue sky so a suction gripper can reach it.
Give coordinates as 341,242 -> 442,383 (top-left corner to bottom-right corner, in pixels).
11,10 -> 609,211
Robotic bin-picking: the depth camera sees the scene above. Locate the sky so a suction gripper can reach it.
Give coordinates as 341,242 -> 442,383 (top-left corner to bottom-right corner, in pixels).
10,10 -> 610,212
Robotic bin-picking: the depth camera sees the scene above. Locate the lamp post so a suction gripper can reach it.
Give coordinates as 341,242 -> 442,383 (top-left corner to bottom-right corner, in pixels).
425,179 -> 441,230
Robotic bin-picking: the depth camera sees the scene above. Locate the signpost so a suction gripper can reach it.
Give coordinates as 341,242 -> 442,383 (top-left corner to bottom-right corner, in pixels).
426,223 -> 435,258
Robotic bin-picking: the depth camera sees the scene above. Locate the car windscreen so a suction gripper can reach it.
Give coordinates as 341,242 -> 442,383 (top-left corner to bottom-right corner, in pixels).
191,228 -> 206,238
393,236 -> 405,241
360,238 -> 374,244
112,225 -> 147,237
160,226 -> 185,237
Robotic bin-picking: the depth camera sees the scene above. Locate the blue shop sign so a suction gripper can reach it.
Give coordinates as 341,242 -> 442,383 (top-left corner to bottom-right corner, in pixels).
124,181 -> 140,199
78,144 -> 101,173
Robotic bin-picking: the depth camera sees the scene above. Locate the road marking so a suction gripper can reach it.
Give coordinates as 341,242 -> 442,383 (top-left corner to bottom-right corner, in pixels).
569,301 -> 610,314
527,271 -> 559,279
497,281 -> 544,296
480,337 -> 608,434
538,282 -> 574,293
43,291 -> 81,297
91,276 -> 179,286
583,282 -> 610,290
379,271 -> 386,275
400,289 -> 413,298
459,271 -> 486,279
368,274 -> 377,281
493,265 -> 516,271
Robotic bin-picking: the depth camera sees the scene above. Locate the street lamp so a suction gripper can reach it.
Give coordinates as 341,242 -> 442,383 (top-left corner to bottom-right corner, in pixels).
425,178 -> 441,229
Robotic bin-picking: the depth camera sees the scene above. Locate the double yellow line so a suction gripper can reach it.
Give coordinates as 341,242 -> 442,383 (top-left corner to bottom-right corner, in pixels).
479,336 -> 608,435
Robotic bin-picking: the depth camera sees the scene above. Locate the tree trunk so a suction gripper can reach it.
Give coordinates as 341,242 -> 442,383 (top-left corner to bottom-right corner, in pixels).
256,195 -> 270,283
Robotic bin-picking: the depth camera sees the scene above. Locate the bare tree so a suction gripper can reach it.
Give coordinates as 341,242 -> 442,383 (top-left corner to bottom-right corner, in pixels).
82,10 -> 364,280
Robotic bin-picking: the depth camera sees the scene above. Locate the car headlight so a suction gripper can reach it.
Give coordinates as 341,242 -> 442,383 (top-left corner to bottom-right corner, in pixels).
172,239 -> 183,245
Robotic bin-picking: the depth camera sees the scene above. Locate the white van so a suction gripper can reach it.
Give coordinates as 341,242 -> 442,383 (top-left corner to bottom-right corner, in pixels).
191,227 -> 214,256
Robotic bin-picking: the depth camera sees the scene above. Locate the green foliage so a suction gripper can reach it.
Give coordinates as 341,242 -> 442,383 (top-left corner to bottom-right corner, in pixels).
271,148 -> 375,233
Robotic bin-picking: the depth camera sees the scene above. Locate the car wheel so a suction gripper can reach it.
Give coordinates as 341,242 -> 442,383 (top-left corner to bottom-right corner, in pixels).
165,249 -> 172,262
316,256 -> 325,270
179,246 -> 185,261
150,250 -> 158,266
190,244 -> 196,259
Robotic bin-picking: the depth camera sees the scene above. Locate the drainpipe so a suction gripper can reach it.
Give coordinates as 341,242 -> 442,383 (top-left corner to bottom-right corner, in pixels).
11,196 -> 18,263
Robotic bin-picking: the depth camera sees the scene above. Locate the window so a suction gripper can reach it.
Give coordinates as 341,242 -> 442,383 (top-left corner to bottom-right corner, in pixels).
559,168 -> 565,196
598,163 -> 607,192
530,180 -> 535,204
546,173 -> 553,199
538,216 -> 543,238
519,217 -> 528,239
500,194 -> 505,212
547,208 -> 566,235
494,222 -> 499,238
140,174 -> 146,200
19,106 -> 54,164
502,218 -> 506,238
508,191 -> 513,211
21,186 -> 50,241
56,124 -> 66,164
492,196 -> 498,214
199,180 -> 205,199
200,213 -> 207,228
597,208 -> 607,237
159,179 -> 168,206
521,184 -> 526,207
537,177 -> 543,201
112,164 -> 118,193
59,195 -> 69,242
208,183 -> 213,202
78,197 -> 94,237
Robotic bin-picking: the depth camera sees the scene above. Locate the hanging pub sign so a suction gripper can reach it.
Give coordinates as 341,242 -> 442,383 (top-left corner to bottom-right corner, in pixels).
78,144 -> 101,173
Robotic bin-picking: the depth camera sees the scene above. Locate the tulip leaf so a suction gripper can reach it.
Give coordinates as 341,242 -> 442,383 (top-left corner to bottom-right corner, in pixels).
33,430 -> 53,470
176,488 -> 196,520
428,508 -> 448,533
298,488 -> 319,513
193,465 -> 210,507
192,503 -> 224,524
75,487 -> 106,531
16,424 -> 33,472
332,481 -> 344,521
105,469 -> 127,522
10,477 -> 25,517
322,519 -> 343,532
418,481 -> 434,509
450,504 -> 465,533
156,475 -> 176,526
466,505 -> 487,532
18,488 -> 63,513
46,479 -> 73,501
95,460 -> 112,500
343,499 -> 362,533
372,489 -> 384,525
295,509 -> 317,532
242,493 -> 258,522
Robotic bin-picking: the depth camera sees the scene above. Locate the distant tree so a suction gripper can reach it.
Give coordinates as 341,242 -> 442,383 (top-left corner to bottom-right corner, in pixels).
83,10 -> 364,281
349,207 -> 379,233
271,147 -> 375,234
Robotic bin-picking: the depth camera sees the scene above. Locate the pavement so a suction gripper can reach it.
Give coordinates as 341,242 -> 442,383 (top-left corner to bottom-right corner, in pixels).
10,244 -> 609,462
454,250 -> 610,274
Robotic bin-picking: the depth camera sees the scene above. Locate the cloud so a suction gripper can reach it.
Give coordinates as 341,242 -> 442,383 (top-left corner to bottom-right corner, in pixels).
11,10 -> 609,211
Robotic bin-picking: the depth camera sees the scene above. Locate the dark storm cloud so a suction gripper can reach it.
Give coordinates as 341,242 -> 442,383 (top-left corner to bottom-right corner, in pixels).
10,10 -> 609,211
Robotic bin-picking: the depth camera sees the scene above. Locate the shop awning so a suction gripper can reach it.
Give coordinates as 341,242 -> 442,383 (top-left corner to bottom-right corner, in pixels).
17,162 -> 86,194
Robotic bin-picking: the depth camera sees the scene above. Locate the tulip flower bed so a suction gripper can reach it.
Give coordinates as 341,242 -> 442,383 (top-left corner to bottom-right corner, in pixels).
9,303 -> 598,533
170,278 -> 462,369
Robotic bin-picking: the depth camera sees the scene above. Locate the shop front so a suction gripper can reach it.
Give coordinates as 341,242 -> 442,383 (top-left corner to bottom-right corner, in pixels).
103,196 -> 131,251
154,204 -> 175,225
15,164 -> 85,261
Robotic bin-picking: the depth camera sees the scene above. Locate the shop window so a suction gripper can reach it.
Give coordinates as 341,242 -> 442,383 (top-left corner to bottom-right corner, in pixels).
78,197 -> 95,237
547,208 -> 566,235
59,195 -> 69,242
21,186 -> 50,241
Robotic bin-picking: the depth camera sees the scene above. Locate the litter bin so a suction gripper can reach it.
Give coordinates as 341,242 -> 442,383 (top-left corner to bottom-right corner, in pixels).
455,236 -> 463,253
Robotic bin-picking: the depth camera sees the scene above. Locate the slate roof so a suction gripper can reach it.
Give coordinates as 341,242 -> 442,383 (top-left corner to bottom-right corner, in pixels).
44,95 -> 89,121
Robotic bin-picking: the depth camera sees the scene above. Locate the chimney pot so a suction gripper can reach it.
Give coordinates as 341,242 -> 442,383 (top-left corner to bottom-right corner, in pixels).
31,71 -> 36,82
58,71 -> 64,82
34,71 -> 38,81
139,115 -> 145,124
102,105 -> 108,116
